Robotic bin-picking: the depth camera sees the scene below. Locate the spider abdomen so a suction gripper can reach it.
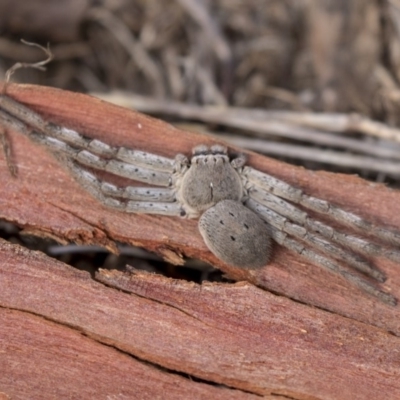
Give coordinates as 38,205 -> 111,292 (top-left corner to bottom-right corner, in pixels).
198,200 -> 272,269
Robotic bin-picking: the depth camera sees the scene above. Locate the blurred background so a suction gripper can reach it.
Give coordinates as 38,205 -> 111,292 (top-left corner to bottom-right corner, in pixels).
2,0 -> 400,278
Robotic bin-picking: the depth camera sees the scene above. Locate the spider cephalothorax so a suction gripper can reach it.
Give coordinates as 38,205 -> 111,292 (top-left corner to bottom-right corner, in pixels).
174,144 -> 245,217
0,93 -> 399,305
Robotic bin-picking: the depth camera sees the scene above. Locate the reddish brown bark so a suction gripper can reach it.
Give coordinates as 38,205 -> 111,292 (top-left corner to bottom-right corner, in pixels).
1,84 -> 400,399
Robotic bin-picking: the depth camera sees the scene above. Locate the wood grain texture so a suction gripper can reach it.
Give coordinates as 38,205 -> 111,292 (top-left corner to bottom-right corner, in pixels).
0,258 -> 258,399
1,83 -> 400,398
0,239 -> 400,399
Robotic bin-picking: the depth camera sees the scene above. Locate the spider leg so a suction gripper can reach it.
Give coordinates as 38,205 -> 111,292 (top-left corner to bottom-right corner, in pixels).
0,94 -> 175,172
0,107 -> 173,187
63,158 -> 184,217
101,182 -> 175,202
248,186 -> 400,263
246,198 -> 384,281
0,108 -> 183,216
244,166 -> 400,250
270,226 -> 396,306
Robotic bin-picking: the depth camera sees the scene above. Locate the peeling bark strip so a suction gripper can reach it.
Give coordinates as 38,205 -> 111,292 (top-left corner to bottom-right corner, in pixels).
1,94 -> 395,303
0,241 -> 400,399
0,306 -> 254,398
1,84 -> 400,307
1,84 -> 400,397
1,239 -> 400,399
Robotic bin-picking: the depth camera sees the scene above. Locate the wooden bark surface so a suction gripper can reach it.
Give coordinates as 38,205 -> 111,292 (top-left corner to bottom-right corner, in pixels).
1,83 -> 400,399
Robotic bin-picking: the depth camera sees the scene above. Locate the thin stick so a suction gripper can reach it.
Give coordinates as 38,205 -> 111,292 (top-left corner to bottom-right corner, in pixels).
0,40 -> 52,175
3,40 -> 53,93
176,0 -> 232,63
0,127 -> 17,176
93,92 -> 400,152
87,8 -> 165,98
219,135 -> 400,177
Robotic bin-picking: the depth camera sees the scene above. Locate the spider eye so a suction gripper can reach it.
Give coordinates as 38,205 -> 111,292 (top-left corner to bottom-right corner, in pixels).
210,144 -> 227,155
192,144 -> 209,155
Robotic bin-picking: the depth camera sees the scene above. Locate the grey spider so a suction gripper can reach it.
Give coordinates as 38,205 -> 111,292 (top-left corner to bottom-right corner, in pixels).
0,94 -> 399,305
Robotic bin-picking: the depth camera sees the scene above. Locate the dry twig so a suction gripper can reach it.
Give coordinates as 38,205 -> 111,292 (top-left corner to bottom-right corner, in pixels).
93,91 -> 400,174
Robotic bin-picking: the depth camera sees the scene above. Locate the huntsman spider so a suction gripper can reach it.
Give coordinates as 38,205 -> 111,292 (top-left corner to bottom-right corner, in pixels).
0,94 -> 399,305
